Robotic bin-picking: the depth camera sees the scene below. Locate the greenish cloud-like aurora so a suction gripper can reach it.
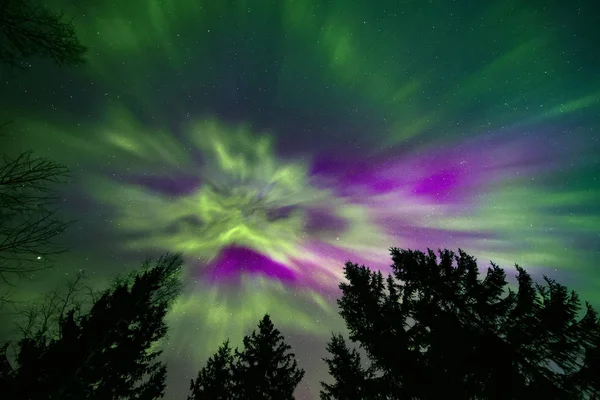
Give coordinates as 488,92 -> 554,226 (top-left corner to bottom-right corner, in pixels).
1,0 -> 599,398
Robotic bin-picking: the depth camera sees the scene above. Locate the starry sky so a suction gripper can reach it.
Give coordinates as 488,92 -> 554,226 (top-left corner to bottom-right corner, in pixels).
1,0 -> 599,398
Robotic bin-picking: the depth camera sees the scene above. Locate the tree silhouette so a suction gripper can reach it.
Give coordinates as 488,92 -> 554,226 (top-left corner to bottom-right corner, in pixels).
12,270 -> 88,340
323,248 -> 600,399
0,0 -> 86,68
232,314 -> 305,399
0,0 -> 85,301
231,314 -> 305,399
0,151 -> 72,289
188,340 -> 235,400
189,314 -> 305,400
0,0 -> 86,294
320,333 -> 379,400
0,252 -> 183,400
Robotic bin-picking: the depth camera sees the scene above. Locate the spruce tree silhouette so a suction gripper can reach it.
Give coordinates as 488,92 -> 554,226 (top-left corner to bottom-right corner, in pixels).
232,314 -> 305,399
0,252 -> 183,400
189,314 -> 305,400
322,248 -> 600,400
320,333 -> 379,400
188,340 -> 235,400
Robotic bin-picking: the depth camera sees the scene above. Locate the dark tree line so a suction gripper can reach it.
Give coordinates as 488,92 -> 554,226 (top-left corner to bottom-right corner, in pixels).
0,251 -> 306,400
321,248 -> 600,400
0,253 -> 183,400
3,247 -> 593,399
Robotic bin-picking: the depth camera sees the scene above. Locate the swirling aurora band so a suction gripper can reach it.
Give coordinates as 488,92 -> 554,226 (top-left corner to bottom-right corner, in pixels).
1,0 -> 599,398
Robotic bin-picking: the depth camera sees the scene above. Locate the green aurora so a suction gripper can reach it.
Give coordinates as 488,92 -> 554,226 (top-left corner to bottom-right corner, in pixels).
1,0 -> 599,398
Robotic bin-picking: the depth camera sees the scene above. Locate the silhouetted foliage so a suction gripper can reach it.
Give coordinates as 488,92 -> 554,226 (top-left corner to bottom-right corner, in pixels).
0,151 -> 72,287
0,0 -> 86,68
323,248 -> 600,400
320,333 -> 378,400
0,253 -> 183,400
189,314 -> 305,400
188,340 -> 235,400
232,314 -> 305,399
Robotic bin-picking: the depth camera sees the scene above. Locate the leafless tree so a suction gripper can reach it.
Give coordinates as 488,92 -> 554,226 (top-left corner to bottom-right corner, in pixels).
13,270 -> 86,340
0,149 -> 73,286
0,0 -> 87,68
1,270 -> 98,373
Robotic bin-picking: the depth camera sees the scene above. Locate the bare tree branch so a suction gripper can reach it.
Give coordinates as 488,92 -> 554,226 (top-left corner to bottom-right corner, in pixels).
0,151 -> 73,285
13,270 -> 88,340
0,0 -> 87,68
0,121 -> 13,134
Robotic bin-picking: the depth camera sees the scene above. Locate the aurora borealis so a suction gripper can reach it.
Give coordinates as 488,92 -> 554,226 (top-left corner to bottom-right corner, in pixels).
1,0 -> 599,398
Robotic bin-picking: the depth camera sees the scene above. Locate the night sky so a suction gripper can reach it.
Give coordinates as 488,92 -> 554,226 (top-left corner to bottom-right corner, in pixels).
1,0 -> 600,398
